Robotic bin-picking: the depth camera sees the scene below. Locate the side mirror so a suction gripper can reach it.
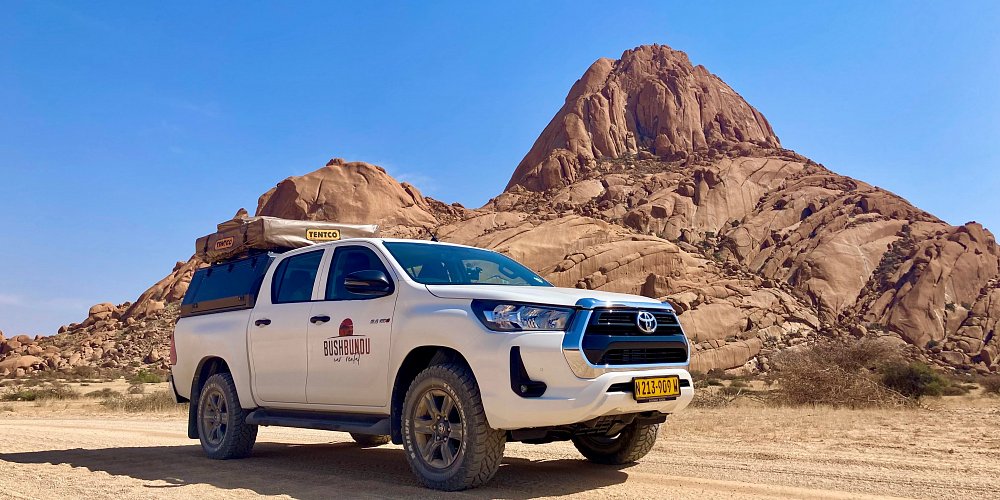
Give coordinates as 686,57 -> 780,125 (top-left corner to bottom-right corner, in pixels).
343,270 -> 393,297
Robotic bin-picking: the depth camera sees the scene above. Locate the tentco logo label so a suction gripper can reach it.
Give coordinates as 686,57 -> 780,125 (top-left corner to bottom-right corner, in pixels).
306,229 -> 341,241
323,318 -> 370,365
214,237 -> 235,250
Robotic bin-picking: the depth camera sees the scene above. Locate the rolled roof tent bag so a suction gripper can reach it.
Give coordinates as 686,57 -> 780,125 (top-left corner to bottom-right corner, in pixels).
195,215 -> 378,262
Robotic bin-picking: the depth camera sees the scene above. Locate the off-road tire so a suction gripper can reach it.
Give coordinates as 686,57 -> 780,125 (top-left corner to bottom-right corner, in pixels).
402,363 -> 506,491
350,433 -> 391,447
572,422 -> 659,465
197,373 -> 258,459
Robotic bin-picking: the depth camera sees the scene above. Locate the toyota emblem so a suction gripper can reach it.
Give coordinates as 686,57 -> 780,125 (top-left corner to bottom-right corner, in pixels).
636,311 -> 658,333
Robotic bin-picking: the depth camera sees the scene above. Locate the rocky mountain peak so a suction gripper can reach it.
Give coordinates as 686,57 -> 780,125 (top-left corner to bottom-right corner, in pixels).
506,43 -> 780,192
8,43 -> 997,381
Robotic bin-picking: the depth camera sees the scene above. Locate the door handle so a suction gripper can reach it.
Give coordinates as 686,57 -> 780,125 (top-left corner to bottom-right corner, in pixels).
310,315 -> 331,324
254,318 -> 271,327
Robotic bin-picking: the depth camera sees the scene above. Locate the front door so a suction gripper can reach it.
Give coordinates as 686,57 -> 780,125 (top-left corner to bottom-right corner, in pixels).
249,249 -> 324,404
306,245 -> 397,406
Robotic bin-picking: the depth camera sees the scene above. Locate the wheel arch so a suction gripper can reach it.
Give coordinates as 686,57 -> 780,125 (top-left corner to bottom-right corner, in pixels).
389,345 -> 472,444
187,356 -> 233,439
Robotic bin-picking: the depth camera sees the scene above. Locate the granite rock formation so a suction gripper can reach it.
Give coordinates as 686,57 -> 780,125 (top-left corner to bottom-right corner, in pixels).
7,44 -> 997,378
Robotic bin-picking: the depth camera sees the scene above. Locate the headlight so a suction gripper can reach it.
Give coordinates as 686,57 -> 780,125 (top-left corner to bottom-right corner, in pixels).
471,300 -> 574,332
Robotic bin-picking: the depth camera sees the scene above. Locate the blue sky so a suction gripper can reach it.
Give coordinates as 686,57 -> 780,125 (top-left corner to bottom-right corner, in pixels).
1,1 -> 998,335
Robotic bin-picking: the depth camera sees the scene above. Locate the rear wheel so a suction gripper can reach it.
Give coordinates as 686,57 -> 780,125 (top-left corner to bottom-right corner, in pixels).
350,433 -> 391,447
401,363 -> 506,491
197,373 -> 257,459
572,422 -> 659,465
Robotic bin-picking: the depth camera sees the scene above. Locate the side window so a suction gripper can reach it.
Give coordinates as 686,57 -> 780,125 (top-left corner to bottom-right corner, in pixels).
326,246 -> 392,300
271,250 -> 323,304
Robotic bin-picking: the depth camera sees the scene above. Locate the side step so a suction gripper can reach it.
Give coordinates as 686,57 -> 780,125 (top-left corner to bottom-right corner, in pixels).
245,409 -> 390,436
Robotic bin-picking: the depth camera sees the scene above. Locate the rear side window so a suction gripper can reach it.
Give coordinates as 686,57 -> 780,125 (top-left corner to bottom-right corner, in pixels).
181,254 -> 275,317
326,246 -> 393,300
271,251 -> 323,304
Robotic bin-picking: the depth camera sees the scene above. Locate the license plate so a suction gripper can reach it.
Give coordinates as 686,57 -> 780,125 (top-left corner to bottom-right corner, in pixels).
633,376 -> 681,402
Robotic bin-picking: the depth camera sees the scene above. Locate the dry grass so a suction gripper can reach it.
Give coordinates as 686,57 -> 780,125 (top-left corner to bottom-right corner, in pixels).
1,383 -> 80,402
981,375 -> 1000,395
99,391 -> 182,413
83,388 -> 120,398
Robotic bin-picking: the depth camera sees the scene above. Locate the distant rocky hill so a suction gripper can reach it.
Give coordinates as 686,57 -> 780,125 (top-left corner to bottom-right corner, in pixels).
3,43 -> 997,379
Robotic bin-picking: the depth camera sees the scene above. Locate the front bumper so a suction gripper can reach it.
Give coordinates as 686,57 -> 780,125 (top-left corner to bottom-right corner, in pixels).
476,329 -> 694,430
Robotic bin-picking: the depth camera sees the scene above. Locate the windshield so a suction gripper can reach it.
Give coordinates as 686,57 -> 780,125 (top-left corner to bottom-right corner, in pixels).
383,242 -> 551,286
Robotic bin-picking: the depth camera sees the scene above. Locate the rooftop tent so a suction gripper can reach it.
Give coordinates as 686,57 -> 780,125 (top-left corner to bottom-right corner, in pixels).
195,215 -> 378,262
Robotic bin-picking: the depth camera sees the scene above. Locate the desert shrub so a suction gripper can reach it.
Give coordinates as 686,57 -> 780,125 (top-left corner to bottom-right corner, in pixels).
719,385 -> 745,396
706,378 -> 723,387
1,383 -> 79,402
879,361 -> 946,399
84,388 -> 120,398
100,391 -> 179,413
129,369 -> 164,384
128,383 -> 145,395
11,378 -> 45,388
70,366 -> 98,379
729,379 -> 749,388
690,389 -> 736,408
0,404 -> 14,412
981,376 -> 1000,395
771,339 -> 909,408
706,368 -> 743,381
939,383 -> 975,396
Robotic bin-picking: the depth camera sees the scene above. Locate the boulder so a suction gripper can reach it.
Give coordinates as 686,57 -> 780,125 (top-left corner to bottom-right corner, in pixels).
0,355 -> 44,372
256,159 -> 442,236
144,349 -> 163,364
88,303 -> 116,320
1,340 -> 22,355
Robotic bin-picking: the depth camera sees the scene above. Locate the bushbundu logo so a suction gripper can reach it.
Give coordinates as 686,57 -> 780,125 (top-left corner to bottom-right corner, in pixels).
323,318 -> 370,365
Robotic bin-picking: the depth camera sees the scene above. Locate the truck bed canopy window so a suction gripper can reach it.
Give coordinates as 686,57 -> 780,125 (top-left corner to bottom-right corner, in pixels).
181,253 -> 275,317
383,242 -> 550,286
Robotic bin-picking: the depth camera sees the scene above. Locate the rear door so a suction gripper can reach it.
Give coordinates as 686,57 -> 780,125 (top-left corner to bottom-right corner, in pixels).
306,244 -> 397,406
249,249 -> 325,404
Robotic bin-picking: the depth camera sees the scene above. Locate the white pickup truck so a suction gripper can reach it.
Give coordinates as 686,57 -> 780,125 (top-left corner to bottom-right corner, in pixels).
169,238 -> 693,490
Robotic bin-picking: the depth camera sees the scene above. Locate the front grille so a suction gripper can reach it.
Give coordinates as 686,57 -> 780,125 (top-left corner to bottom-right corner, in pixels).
587,309 -> 682,336
598,348 -> 687,365
582,308 -> 688,366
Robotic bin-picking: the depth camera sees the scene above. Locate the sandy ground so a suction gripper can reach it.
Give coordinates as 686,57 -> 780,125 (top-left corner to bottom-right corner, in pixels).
0,393 -> 997,499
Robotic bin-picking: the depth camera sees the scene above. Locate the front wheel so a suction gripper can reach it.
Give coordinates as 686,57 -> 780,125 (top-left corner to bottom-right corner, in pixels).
197,373 -> 258,459
572,422 -> 659,465
401,363 -> 506,491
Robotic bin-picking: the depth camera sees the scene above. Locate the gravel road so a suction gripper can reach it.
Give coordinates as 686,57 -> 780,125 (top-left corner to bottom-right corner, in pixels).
1,403 -> 997,499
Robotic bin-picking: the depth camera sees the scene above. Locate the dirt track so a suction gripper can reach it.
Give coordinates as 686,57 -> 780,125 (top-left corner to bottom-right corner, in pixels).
1,402 -> 998,499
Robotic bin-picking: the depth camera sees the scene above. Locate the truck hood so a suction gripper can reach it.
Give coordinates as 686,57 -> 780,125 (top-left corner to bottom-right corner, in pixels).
424,284 -> 666,308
